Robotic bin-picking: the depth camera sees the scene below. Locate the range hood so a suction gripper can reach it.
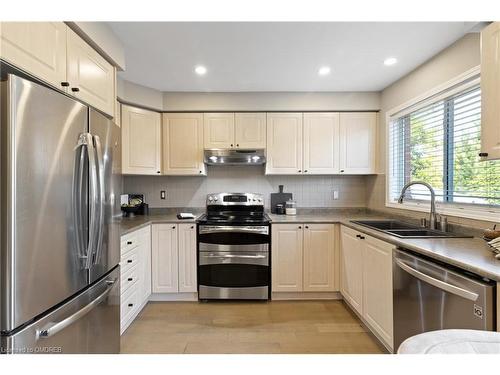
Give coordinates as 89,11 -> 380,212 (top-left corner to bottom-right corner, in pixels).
204,149 -> 266,165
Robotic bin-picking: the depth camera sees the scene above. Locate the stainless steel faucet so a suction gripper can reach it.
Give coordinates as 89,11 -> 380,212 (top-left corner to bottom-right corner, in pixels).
398,181 -> 438,230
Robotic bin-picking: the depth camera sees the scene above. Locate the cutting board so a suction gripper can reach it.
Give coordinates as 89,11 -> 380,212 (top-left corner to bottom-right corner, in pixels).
270,185 -> 292,213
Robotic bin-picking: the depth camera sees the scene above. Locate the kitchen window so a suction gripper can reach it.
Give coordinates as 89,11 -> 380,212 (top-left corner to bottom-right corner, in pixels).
387,77 -> 500,220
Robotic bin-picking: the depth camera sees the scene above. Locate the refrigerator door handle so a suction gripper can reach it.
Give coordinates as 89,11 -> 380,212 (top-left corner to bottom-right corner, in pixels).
92,134 -> 105,265
35,278 -> 116,339
72,135 -> 87,263
85,132 -> 99,270
395,258 -> 479,301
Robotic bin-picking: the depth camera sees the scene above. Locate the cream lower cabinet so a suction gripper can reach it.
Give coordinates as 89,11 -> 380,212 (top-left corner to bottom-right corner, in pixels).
0,22 -> 67,89
120,226 -> 152,334
480,22 -> 500,160
340,225 -> 394,350
121,105 -> 161,175
272,223 -> 336,293
162,113 -> 205,175
266,113 -> 303,174
152,224 -> 197,294
339,113 -> 377,174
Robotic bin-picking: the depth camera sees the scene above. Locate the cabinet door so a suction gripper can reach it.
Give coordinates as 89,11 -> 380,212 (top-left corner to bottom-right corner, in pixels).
303,224 -> 336,292
303,113 -> 340,174
178,224 -> 197,293
481,22 -> 500,160
151,224 -> 179,293
203,113 -> 235,149
363,236 -> 394,349
271,224 -> 304,292
340,226 -> 363,314
234,113 -> 266,149
66,28 -> 115,116
121,105 -> 161,175
138,226 -> 152,303
266,113 -> 303,174
0,22 -> 67,88
339,113 -> 376,174
162,113 -> 205,175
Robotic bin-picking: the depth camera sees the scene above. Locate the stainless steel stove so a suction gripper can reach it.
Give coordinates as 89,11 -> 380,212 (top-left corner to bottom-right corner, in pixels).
197,193 -> 271,300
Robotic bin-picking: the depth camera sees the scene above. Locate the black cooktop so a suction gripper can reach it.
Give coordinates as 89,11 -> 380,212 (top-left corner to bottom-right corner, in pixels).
197,212 -> 270,225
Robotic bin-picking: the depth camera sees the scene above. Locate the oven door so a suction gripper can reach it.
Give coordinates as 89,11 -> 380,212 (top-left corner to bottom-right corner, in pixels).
198,244 -> 270,300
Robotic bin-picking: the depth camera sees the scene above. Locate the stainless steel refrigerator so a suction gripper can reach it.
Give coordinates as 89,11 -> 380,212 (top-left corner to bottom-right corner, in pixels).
0,73 -> 121,354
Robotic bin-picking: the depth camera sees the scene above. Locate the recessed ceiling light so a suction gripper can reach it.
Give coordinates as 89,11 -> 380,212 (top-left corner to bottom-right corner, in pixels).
318,66 -> 331,76
384,57 -> 398,66
194,65 -> 207,75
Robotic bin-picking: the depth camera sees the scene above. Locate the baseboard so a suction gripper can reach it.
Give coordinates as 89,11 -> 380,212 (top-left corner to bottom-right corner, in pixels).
148,292 -> 198,302
271,291 -> 342,300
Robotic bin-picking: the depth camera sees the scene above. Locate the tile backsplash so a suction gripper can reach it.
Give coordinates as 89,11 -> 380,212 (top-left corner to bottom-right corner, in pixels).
123,166 -> 367,208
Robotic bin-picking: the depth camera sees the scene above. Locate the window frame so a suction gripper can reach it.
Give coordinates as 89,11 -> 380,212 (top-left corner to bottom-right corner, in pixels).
385,66 -> 500,223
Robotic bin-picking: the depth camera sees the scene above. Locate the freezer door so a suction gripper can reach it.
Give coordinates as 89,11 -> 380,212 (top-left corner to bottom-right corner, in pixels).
1,266 -> 120,354
1,75 -> 89,332
393,249 -> 496,351
88,109 -> 121,283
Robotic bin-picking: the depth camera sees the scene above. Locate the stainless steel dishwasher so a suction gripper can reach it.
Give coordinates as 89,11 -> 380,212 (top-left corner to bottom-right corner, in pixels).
393,248 -> 496,351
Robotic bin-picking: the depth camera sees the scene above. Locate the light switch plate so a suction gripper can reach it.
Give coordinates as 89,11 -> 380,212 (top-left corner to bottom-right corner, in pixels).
333,190 -> 339,200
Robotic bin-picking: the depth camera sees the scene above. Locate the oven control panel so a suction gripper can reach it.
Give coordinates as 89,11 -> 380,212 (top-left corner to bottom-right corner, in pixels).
206,193 -> 263,206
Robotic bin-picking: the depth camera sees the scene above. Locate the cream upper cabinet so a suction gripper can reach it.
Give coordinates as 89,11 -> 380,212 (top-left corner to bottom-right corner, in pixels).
121,105 -> 161,175
272,224 -> 304,292
178,224 -> 197,293
480,22 -> 500,160
303,224 -> 336,292
266,113 -> 303,174
162,113 -> 205,176
303,113 -> 340,174
340,226 -> 364,314
66,28 -> 115,117
0,22 -> 67,89
115,101 -> 121,126
234,112 -> 266,148
339,112 -> 377,174
204,113 -> 235,149
152,224 -> 179,293
362,236 -> 394,349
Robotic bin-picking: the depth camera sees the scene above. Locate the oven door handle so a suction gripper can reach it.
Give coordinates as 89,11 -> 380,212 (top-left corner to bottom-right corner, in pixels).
395,259 -> 479,301
199,226 -> 268,235
204,254 -> 267,259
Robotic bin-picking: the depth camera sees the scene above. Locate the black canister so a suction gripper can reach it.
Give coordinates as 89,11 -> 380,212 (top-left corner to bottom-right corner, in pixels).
275,203 -> 286,215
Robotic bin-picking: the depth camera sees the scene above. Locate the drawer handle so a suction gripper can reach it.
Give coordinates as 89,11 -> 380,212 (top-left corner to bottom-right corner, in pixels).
71,87 -> 80,92
128,303 -> 133,307
61,81 -> 70,87
127,259 -> 133,263
479,152 -> 488,157
127,241 -> 133,245
172,226 -> 176,229
127,278 -> 133,281
305,225 -> 309,229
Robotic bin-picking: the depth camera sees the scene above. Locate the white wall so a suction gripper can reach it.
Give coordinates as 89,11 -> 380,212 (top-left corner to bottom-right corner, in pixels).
365,33 -> 490,228
162,92 -> 380,111
117,78 -> 164,111
124,167 -> 367,209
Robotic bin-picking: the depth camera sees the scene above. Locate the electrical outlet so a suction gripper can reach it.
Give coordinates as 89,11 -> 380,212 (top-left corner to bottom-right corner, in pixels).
160,190 -> 166,200
333,190 -> 339,200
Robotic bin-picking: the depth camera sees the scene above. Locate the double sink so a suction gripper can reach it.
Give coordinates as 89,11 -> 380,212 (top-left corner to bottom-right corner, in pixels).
351,220 -> 471,238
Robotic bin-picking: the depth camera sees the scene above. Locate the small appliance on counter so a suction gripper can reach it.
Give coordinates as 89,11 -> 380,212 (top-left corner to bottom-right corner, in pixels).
270,185 -> 292,214
121,194 -> 149,217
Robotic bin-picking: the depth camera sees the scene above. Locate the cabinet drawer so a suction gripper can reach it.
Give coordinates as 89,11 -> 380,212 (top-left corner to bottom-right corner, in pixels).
121,264 -> 140,295
120,285 -> 139,324
120,245 -> 139,273
121,233 -> 139,255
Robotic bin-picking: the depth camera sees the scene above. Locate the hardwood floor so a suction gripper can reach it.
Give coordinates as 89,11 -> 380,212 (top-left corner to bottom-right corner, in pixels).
121,300 -> 385,354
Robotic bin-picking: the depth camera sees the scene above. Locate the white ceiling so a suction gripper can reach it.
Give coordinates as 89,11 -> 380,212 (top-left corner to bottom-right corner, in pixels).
108,22 -> 478,92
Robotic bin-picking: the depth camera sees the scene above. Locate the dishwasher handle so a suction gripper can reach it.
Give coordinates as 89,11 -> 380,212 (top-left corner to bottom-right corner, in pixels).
395,258 -> 479,302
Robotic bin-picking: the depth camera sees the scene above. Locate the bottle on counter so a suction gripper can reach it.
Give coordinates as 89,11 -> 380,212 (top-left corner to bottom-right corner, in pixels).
285,199 -> 297,215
